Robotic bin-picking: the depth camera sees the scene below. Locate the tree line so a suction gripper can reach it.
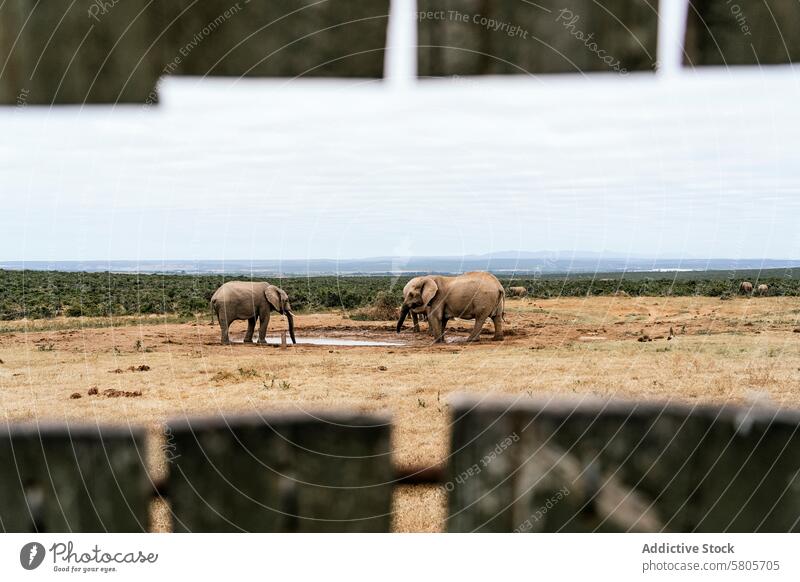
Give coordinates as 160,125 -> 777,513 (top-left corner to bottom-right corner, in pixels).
0,269 -> 797,320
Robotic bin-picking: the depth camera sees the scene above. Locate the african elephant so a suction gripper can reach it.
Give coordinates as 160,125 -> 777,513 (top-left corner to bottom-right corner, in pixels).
397,271 -> 505,342
757,284 -> 768,296
211,281 -> 296,345
739,281 -> 754,295
508,286 -> 528,298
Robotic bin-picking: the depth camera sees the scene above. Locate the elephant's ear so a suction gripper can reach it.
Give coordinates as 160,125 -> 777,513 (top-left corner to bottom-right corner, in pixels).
421,278 -> 438,306
264,286 -> 282,312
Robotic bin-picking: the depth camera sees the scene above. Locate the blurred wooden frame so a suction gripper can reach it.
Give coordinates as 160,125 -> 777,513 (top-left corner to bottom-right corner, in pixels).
1,0 -> 799,104
0,0 -> 391,105
684,0 -> 800,66
447,395 -> 800,532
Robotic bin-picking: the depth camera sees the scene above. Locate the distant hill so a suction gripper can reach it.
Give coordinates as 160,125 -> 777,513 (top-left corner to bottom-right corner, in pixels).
1,254 -> 798,276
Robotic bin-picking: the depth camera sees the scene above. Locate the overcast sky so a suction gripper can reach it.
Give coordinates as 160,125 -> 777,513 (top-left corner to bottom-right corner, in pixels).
1,60 -> 799,261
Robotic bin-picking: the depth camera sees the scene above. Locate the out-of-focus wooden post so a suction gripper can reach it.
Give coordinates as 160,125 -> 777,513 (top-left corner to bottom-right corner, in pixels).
166,412 -> 394,532
0,422 -> 149,531
0,0 -> 162,104
162,0 -> 391,78
684,0 -> 800,66
417,0 -> 659,77
446,395 -> 800,532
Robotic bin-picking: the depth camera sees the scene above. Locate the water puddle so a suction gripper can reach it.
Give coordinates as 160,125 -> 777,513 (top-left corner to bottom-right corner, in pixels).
234,337 -> 406,347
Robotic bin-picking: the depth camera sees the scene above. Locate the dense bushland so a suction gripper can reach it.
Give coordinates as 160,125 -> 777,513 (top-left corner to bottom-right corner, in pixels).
0,269 -> 796,320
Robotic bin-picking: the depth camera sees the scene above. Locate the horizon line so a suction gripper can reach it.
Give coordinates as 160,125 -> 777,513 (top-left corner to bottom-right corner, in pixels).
1,255 -> 800,263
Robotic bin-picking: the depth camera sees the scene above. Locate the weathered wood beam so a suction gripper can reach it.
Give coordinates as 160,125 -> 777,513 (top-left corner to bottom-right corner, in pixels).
0,0 -> 162,105
684,0 -> 800,66
417,0 -> 659,77
166,411 -> 394,532
0,422 -> 150,532
0,0 -> 390,105
446,395 -> 800,532
162,0 -> 390,78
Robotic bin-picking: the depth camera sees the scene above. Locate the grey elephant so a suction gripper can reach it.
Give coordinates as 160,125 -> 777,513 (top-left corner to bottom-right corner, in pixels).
739,281 -> 754,295
397,271 -> 505,342
211,281 -> 296,345
757,284 -> 768,296
508,286 -> 528,298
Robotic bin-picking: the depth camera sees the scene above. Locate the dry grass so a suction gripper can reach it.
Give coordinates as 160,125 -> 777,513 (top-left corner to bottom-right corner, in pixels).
1,296 -> 799,532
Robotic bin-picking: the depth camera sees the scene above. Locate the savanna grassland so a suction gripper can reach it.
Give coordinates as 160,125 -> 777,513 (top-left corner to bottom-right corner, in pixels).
1,270 -> 799,532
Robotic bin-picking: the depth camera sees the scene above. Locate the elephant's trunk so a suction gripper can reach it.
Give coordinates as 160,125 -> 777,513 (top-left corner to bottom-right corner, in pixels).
396,304 -> 410,333
286,311 -> 297,344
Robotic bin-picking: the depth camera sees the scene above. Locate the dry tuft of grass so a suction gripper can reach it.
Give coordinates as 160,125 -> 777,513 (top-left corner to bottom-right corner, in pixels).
210,370 -> 236,383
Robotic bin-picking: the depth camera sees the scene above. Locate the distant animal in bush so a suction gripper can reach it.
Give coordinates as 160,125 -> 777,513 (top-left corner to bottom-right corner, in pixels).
397,272 -> 505,343
756,284 -> 768,296
739,281 -> 753,295
507,286 -> 528,298
211,281 -> 296,345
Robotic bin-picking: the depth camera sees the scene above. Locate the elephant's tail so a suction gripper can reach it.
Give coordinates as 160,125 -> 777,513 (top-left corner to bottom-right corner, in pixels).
495,289 -> 507,322
210,299 -> 216,325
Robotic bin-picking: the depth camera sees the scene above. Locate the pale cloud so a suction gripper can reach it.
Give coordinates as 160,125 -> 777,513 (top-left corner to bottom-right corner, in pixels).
1,67 -> 799,261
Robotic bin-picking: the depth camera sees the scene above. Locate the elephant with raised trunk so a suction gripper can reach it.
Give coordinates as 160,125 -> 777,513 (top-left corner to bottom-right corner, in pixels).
397,271 -> 505,343
211,281 -> 296,345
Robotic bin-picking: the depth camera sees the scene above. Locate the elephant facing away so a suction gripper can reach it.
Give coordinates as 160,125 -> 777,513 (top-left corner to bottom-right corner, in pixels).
211,281 -> 296,345
739,281 -> 754,295
397,271 -> 505,343
757,284 -> 768,296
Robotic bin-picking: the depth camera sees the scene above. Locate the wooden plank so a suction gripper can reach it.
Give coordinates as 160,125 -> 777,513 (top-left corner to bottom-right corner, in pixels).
445,401 -> 523,532
162,0 -> 390,78
0,0 -> 390,105
447,396 -> 800,532
689,405 -> 800,532
0,0 -> 162,104
0,423 -> 150,532
685,0 -> 800,66
167,411 -> 393,532
511,400 -> 701,532
417,0 -> 658,77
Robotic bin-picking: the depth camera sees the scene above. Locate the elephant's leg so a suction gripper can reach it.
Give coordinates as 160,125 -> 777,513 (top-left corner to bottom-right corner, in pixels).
220,319 -> 231,345
466,314 -> 489,342
244,317 -> 256,343
491,313 -> 504,341
411,311 -> 420,333
257,312 -> 270,344
428,308 -> 445,343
